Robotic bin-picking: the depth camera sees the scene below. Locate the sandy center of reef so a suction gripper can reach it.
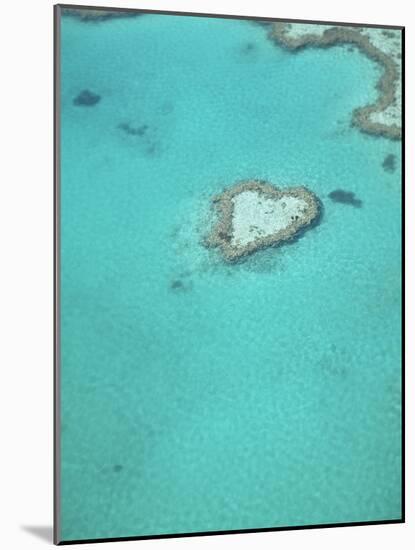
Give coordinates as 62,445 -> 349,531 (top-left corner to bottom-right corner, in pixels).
231,191 -> 308,246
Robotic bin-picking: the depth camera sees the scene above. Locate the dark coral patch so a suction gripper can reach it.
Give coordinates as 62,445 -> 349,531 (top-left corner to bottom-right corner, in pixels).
113,464 -> 123,473
118,122 -> 149,136
170,278 -> 193,292
146,143 -> 160,157
382,153 -> 397,173
171,280 -> 184,290
242,42 -> 256,54
62,8 -> 141,22
328,190 -> 362,208
73,90 -> 101,107
254,20 -> 273,29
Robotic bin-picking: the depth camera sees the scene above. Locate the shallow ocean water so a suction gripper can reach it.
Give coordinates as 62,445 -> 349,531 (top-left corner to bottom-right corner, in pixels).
59,12 -> 402,541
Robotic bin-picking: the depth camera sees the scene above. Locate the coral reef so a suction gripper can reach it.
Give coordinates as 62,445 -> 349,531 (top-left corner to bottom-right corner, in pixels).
268,22 -> 402,140
73,90 -> 101,107
204,180 -> 320,262
118,122 -> 149,136
328,189 -> 362,207
62,8 -> 141,22
170,278 -> 193,292
382,153 -> 397,172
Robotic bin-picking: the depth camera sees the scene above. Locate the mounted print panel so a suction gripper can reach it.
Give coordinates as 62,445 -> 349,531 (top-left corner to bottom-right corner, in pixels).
54,4 -> 403,544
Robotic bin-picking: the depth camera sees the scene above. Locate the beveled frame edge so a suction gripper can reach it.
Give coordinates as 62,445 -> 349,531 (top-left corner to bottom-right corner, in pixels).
57,2 -> 404,29
54,4 -> 62,546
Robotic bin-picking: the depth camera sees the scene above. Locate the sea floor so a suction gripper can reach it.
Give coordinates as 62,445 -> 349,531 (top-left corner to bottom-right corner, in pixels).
59,12 -> 402,541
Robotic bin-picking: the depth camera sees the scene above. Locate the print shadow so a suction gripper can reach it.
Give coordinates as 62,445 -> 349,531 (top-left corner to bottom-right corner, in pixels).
21,525 -> 53,543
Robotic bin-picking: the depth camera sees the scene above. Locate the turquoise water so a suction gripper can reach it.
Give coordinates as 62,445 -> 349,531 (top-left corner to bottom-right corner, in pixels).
59,12 -> 402,542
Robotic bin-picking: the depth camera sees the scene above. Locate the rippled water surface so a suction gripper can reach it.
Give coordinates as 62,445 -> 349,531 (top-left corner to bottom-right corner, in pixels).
59,11 -> 402,541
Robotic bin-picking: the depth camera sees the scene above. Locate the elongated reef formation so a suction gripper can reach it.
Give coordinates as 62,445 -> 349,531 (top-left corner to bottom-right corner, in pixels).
62,8 -> 141,21
269,23 -> 402,140
204,181 -> 320,261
